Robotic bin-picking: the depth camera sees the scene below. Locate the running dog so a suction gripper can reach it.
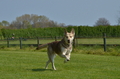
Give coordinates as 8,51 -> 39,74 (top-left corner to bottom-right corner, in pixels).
37,28 -> 75,70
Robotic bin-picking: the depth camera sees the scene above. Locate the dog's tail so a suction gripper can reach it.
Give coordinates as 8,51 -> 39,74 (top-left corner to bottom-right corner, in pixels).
36,43 -> 48,50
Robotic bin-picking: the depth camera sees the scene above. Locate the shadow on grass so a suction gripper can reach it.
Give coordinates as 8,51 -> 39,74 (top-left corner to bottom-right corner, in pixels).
27,68 -> 52,72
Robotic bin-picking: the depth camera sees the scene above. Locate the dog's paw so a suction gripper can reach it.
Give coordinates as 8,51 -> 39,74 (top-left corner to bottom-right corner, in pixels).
67,59 -> 70,61
53,68 -> 56,70
64,59 -> 70,63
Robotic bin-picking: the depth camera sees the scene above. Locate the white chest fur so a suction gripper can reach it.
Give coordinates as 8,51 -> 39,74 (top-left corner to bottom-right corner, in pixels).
61,45 -> 72,55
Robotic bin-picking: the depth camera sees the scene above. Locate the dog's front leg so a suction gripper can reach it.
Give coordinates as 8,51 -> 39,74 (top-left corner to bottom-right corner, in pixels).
59,53 -> 70,63
64,54 -> 71,63
64,51 -> 71,63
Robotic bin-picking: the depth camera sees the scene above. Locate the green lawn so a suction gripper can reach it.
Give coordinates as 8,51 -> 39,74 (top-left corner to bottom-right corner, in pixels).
77,38 -> 120,44
0,51 -> 120,79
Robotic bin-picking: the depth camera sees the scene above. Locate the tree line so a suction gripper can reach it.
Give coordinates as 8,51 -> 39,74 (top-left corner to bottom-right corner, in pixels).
0,14 -> 65,29
0,14 -> 118,29
1,25 -> 120,39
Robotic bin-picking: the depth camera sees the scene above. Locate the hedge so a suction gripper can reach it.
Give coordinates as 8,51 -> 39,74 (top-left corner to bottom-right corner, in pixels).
1,26 -> 120,39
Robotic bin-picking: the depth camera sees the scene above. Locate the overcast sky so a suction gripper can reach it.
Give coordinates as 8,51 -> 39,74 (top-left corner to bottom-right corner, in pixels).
0,0 -> 120,26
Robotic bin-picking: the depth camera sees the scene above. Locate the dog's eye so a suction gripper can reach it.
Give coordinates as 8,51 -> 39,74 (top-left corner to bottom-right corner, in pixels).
70,36 -> 72,38
66,36 -> 68,38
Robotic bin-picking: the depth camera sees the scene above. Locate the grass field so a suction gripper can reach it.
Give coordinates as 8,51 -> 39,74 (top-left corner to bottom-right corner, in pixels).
77,38 -> 120,44
0,50 -> 120,79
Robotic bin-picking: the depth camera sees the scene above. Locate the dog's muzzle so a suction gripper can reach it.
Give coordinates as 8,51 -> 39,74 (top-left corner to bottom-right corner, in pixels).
67,59 -> 70,61
68,40 -> 70,43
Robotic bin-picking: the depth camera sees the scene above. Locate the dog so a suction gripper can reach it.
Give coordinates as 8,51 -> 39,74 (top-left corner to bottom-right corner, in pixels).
37,28 -> 75,70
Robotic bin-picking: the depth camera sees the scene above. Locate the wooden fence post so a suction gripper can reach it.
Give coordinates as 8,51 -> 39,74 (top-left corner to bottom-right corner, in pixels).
73,36 -> 78,48
73,38 -> 76,48
7,38 -> 10,48
55,36 -> 57,41
19,37 -> 22,49
103,33 -> 106,52
37,37 -> 40,47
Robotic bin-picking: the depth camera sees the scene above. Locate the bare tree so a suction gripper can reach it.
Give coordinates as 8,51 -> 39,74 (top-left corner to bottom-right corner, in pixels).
116,10 -> 120,25
117,17 -> 120,25
9,14 -> 65,29
94,18 -> 110,26
0,22 -> 4,29
0,22 -> 3,25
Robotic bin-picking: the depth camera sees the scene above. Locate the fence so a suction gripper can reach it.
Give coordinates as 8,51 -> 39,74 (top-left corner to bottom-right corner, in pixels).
0,33 -> 120,52
0,36 -> 59,49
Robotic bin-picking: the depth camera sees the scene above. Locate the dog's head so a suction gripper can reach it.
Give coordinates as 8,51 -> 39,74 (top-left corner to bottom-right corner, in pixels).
64,28 -> 75,44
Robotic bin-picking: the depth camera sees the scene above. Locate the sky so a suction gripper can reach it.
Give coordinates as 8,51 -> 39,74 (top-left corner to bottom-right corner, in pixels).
0,0 -> 120,26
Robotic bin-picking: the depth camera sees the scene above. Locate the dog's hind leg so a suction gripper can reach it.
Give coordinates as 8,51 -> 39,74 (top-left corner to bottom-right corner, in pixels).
46,53 -> 56,70
45,60 -> 50,69
46,46 -> 56,70
45,46 -> 51,69
51,53 -> 56,70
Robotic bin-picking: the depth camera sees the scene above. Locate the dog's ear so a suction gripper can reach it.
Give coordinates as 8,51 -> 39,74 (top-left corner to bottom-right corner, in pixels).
71,28 -> 75,35
64,29 -> 67,35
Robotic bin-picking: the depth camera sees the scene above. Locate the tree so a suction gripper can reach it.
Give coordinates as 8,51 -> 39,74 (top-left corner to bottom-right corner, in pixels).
0,20 -> 9,26
0,22 -> 3,26
0,23 -> 4,29
0,21 -> 9,29
94,18 -> 110,26
10,14 -> 63,29
117,17 -> 120,25
117,10 -> 120,25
